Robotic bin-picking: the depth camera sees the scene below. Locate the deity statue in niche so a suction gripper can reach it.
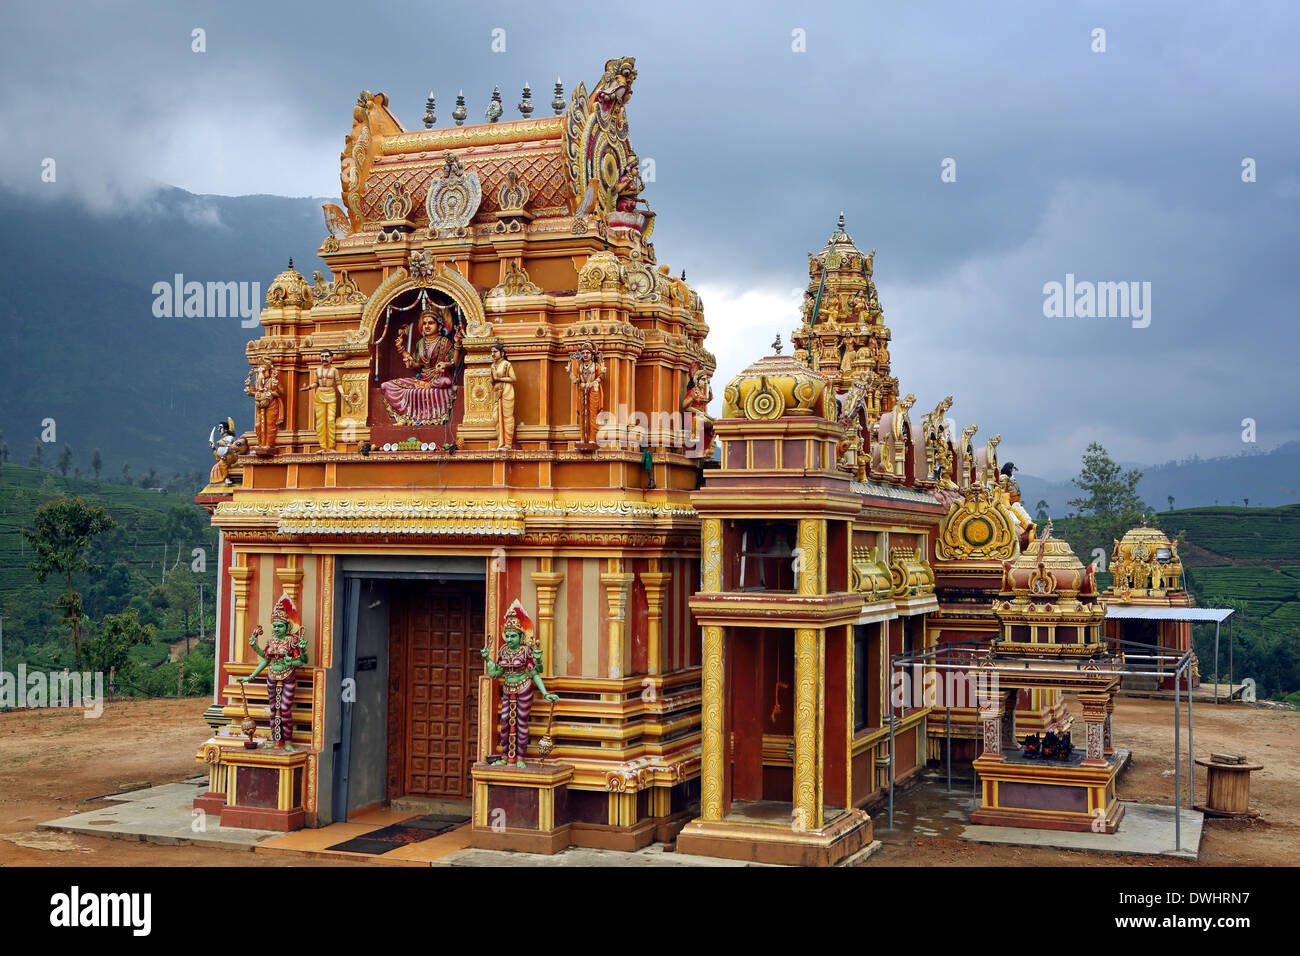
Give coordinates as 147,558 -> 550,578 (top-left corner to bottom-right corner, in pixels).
301,349 -> 344,451
481,600 -> 558,768
490,341 -> 517,448
379,299 -> 463,426
238,593 -> 308,751
569,341 -> 605,447
245,359 -> 284,454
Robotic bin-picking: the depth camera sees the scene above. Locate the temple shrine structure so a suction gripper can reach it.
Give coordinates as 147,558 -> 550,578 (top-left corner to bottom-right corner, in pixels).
194,54 -> 1199,863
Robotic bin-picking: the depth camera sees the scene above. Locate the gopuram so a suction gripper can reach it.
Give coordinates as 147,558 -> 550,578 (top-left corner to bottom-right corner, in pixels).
194,54 -> 1164,862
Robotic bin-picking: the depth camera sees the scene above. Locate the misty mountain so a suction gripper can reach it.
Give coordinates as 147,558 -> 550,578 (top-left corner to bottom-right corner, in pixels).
0,185 -> 328,479
1017,441 -> 1300,517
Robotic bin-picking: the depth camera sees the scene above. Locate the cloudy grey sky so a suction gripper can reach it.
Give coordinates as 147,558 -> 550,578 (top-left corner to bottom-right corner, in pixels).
4,0 -> 1297,477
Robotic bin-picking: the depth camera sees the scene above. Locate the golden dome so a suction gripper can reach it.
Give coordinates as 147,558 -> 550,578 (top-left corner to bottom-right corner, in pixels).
1004,528 -> 1096,602
265,261 -> 312,309
1109,521 -> 1182,593
1115,524 -> 1173,563
720,354 -> 831,421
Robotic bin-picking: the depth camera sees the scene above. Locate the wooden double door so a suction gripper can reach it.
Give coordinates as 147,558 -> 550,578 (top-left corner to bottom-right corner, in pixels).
386,583 -> 485,800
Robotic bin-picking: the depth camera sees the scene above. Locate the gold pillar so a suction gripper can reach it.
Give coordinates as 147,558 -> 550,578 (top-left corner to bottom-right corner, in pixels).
531,559 -> 565,678
639,561 -> 672,676
797,519 -> 824,596
701,519 -> 722,592
793,627 -> 822,831
599,558 -> 635,680
228,557 -> 254,665
700,625 -> 725,821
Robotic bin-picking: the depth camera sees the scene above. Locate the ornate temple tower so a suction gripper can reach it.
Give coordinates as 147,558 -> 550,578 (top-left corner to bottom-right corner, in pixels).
1102,522 -> 1198,690
194,58 -> 716,850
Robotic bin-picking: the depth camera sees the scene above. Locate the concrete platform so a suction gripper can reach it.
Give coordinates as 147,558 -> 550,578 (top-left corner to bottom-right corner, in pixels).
41,781 -> 280,850
961,803 -> 1203,860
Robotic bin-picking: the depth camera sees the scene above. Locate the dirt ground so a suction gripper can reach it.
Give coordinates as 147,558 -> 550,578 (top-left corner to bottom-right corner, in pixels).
0,695 -> 1295,866
872,696 -> 1300,866
0,698 -> 366,866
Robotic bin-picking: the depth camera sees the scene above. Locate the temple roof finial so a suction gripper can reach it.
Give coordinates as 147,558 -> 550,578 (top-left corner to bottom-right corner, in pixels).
517,82 -> 533,119
452,91 -> 467,126
552,77 -> 565,114
837,211 -> 845,231
423,91 -> 436,129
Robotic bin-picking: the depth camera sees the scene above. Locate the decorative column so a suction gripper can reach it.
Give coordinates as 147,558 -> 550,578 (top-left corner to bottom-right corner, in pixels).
530,559 -> 565,678
639,562 -> 672,676
979,696 -> 1004,761
228,556 -> 254,665
701,519 -> 722,592
793,627 -> 822,831
1103,695 -> 1115,756
797,519 -> 824,595
1079,692 -> 1109,767
700,625 -> 725,821
1000,690 -> 1018,752
599,558 -> 635,680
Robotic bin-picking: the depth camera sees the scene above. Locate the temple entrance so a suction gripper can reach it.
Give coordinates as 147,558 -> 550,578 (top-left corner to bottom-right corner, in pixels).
386,582 -> 485,801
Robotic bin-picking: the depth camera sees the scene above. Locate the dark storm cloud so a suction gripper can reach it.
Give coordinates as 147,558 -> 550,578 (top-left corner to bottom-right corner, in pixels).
2,0 -> 1296,473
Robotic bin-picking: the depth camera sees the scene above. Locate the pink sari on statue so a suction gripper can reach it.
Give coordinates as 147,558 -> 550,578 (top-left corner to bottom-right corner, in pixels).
381,334 -> 456,425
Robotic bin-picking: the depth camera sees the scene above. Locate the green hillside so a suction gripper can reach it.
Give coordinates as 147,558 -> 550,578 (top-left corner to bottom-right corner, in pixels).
0,462 -> 217,690
1056,503 -> 1300,700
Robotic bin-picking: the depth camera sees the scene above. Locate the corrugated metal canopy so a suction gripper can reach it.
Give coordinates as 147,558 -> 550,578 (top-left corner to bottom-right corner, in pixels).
1104,606 -> 1234,623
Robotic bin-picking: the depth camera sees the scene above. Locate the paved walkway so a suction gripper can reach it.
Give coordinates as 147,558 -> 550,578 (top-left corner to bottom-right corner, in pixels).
961,803 -> 1203,860
41,782 -> 770,866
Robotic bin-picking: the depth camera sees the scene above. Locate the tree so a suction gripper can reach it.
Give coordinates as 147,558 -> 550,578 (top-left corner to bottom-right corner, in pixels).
57,444 -> 74,476
29,438 -> 43,469
23,497 -> 117,667
144,465 -> 159,489
92,448 -> 103,481
120,462 -> 132,486
1244,498 -> 1250,508
84,607 -> 154,677
158,568 -> 200,654
1066,442 -> 1150,552
1035,499 -> 1050,522
1167,495 -> 1175,512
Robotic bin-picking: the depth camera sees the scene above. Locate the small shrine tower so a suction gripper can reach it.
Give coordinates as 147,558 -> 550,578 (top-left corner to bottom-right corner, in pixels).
678,351 -> 875,865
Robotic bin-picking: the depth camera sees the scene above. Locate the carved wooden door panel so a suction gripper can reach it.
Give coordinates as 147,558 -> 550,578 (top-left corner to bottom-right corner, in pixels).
389,586 -> 484,799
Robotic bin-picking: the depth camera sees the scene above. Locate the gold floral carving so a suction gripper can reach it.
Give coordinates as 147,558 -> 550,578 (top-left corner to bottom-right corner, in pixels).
486,261 -> 542,298
700,625 -> 725,821
701,519 -> 722,591
793,627 -> 819,829
935,482 -> 1016,561
310,269 -> 367,307
798,519 -> 822,595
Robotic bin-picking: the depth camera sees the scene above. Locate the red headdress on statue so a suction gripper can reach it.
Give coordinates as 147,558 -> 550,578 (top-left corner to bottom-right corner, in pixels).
270,592 -> 300,630
501,599 -> 534,641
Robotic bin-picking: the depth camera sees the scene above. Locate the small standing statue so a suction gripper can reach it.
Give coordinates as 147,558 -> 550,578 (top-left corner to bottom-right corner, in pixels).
481,600 -> 558,768
238,594 -> 308,750
208,417 -> 248,486
569,341 -> 605,447
681,360 -> 714,457
245,358 -> 285,455
490,340 -> 516,448
300,349 -> 344,451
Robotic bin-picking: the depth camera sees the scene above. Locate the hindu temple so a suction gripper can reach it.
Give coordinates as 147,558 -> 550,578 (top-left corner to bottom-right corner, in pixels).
192,53 -> 1179,863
